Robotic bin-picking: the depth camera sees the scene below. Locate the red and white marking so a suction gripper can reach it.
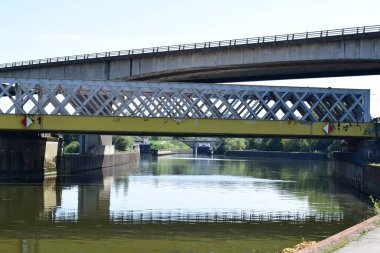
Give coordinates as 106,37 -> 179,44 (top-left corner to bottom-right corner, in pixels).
21,116 -> 33,128
323,123 -> 334,134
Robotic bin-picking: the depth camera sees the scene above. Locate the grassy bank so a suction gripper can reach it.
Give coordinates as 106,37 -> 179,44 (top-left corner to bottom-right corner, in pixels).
150,140 -> 190,150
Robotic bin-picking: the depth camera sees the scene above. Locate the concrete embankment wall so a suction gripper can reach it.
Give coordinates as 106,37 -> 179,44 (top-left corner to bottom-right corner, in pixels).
60,152 -> 140,174
225,150 -> 328,160
333,152 -> 380,197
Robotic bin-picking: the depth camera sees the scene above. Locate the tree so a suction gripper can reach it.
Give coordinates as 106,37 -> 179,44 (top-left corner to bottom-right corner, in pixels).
214,138 -> 247,154
263,138 -> 283,151
247,138 -> 264,150
282,139 -> 300,152
112,136 -> 134,151
327,140 -> 343,152
299,139 -> 333,153
63,134 -> 78,145
64,141 -> 80,153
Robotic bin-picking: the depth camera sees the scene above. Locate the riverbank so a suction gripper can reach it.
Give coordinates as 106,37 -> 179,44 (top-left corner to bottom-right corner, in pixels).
225,150 -> 328,160
151,149 -> 193,156
332,152 -> 380,198
59,152 -> 140,173
294,215 -> 380,253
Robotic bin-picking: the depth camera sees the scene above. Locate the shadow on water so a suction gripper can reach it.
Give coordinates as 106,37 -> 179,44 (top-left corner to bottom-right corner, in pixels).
0,155 -> 374,253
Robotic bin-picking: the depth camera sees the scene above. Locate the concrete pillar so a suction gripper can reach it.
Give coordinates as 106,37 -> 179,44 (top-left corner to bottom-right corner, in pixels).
79,134 -> 115,155
193,142 -> 198,155
43,136 -> 62,175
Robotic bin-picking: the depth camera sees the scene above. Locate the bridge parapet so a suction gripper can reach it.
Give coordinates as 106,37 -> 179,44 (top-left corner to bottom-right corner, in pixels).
1,25 -> 379,70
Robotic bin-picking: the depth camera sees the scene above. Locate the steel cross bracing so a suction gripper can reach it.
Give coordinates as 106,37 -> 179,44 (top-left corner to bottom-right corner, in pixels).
0,78 -> 370,122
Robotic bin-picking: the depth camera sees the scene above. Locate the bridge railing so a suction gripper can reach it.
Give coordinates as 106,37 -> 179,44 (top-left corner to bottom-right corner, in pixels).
1,25 -> 380,69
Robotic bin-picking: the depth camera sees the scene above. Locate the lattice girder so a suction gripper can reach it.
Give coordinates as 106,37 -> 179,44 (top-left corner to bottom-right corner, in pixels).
0,78 -> 371,122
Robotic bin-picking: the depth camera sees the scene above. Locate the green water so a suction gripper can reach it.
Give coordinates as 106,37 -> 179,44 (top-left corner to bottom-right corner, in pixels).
0,155 -> 373,253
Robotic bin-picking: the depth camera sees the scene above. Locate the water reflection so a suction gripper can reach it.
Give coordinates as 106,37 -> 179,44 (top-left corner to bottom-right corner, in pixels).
110,175 -> 335,223
0,155 -> 373,253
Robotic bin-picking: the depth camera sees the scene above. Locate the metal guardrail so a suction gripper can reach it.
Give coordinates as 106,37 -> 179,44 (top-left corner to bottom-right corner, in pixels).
1,25 -> 379,69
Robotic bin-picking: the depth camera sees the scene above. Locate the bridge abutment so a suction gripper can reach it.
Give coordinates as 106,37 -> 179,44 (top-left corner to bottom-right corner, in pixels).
0,134 -> 61,180
332,138 -> 380,197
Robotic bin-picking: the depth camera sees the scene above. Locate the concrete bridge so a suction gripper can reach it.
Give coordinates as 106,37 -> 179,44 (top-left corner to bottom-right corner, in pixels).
1,25 -> 380,82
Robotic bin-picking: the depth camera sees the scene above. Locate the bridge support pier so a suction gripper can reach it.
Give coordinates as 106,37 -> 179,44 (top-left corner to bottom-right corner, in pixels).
192,142 -> 198,155
79,135 -> 115,155
0,134 -> 62,181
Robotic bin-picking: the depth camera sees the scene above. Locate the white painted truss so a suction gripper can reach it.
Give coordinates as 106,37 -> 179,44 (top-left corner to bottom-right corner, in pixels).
0,78 -> 370,122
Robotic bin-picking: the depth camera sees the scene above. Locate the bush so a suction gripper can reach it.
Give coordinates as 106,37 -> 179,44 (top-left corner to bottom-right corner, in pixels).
282,139 -> 300,152
64,141 -> 80,153
369,195 -> 380,215
63,134 -> 79,144
214,138 -> 247,154
112,136 -> 134,151
149,140 -> 190,150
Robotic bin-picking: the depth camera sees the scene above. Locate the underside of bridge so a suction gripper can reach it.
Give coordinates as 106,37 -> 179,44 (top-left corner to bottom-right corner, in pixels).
124,60 -> 380,83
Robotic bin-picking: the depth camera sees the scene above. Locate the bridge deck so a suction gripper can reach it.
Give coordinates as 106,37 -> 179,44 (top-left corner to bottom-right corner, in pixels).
0,115 -> 376,138
1,25 -> 379,70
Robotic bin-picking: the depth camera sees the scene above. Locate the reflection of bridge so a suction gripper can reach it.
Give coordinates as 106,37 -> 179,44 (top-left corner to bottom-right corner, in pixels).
0,156 -> 372,253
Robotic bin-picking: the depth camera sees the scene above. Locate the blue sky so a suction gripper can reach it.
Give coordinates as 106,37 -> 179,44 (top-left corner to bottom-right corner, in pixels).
1,0 -> 380,116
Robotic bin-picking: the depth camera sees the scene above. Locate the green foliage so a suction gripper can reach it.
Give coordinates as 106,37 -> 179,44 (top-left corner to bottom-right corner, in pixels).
63,134 -> 79,144
298,139 -> 343,153
150,136 -> 174,141
263,138 -> 283,151
281,139 -> 300,152
369,195 -> 380,215
215,138 -> 247,154
150,140 -> 190,150
247,138 -> 283,151
112,136 -> 135,151
171,140 -> 191,150
64,141 -> 80,153
247,138 -> 264,150
225,138 -> 247,150
220,138 -> 343,154
327,140 -> 343,153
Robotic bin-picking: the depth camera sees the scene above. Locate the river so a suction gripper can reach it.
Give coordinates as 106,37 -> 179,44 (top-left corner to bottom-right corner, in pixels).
0,155 -> 373,253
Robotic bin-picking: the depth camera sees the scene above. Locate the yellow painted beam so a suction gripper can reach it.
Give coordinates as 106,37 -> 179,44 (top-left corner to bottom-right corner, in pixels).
0,114 -> 376,138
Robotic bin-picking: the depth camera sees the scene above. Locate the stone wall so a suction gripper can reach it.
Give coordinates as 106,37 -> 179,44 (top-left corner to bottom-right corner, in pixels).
225,150 -> 328,160
333,152 -> 380,197
60,152 -> 140,174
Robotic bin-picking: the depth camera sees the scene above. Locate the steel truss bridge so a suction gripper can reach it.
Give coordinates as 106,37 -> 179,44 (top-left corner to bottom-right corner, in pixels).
0,78 -> 375,138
